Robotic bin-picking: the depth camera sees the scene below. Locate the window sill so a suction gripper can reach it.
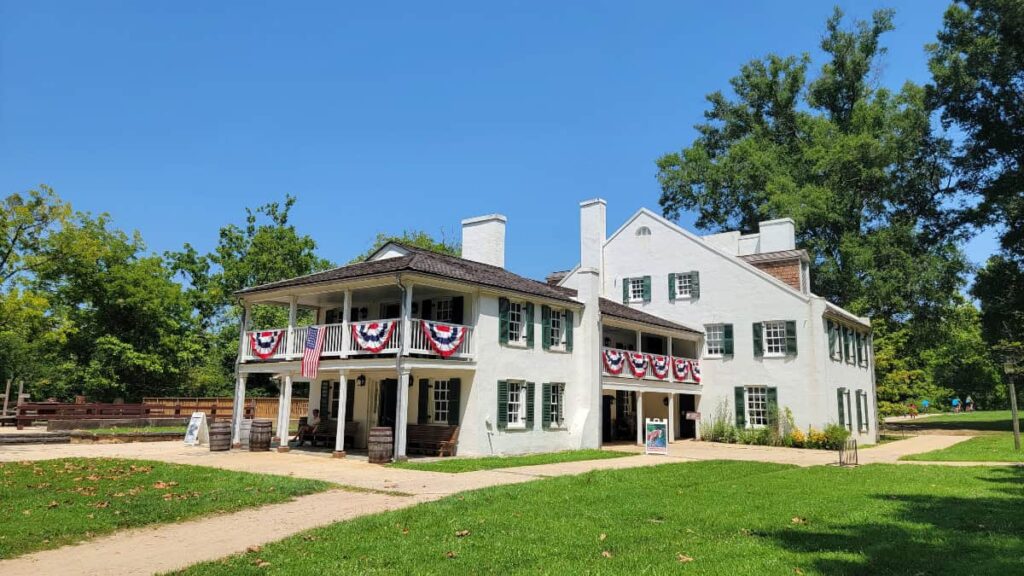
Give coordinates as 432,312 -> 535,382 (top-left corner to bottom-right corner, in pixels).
504,340 -> 529,349
504,424 -> 527,431
704,353 -> 723,359
762,353 -> 786,359
546,346 -> 570,354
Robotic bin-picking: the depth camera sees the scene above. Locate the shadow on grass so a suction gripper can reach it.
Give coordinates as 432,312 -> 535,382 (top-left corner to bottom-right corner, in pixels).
767,467 -> 1024,575
888,413 -> 1023,433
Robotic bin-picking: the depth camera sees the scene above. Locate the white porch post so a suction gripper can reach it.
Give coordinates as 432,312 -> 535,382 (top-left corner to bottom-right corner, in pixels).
668,393 -> 675,443
667,337 -> 673,358
231,375 -> 247,447
636,330 -> 642,352
635,391 -> 644,446
334,370 -> 348,457
287,296 -> 298,358
341,290 -> 352,356
395,369 -> 411,460
401,283 -> 414,351
277,375 -> 293,452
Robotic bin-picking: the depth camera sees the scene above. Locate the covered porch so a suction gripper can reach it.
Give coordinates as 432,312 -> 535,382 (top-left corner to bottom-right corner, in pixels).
600,381 -> 703,446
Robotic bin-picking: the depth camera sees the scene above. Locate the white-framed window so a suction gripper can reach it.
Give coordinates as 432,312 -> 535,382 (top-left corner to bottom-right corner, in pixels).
636,226 -> 652,237
628,278 -> 645,302
507,381 -> 527,429
550,383 -> 565,428
675,274 -> 693,299
434,299 -> 452,323
431,379 -> 450,423
549,308 -> 565,350
745,386 -> 768,428
763,321 -> 787,357
508,301 -> 526,345
705,324 -> 725,357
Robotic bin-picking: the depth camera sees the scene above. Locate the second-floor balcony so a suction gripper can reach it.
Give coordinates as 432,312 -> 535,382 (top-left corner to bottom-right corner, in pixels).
601,346 -> 702,384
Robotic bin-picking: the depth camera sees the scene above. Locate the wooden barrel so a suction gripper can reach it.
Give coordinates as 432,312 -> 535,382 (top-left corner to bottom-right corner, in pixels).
208,421 -> 232,451
368,427 -> 394,464
249,419 -> 272,452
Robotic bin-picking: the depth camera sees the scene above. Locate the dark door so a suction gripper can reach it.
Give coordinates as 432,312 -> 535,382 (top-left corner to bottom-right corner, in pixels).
378,379 -> 398,428
680,394 -> 697,439
602,395 -> 614,443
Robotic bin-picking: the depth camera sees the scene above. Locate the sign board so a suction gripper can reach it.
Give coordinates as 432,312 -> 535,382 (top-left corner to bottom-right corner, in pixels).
685,411 -> 701,421
184,412 -> 209,446
644,418 -> 669,455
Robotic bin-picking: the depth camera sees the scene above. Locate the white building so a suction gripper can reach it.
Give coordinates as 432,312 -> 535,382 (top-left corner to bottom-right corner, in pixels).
230,199 -> 875,460
557,206 -> 877,444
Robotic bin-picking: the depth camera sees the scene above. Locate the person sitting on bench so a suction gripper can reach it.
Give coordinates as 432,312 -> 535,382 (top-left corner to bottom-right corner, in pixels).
294,409 -> 320,445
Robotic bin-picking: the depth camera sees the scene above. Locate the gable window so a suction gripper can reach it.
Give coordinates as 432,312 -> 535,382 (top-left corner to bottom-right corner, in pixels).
763,321 -> 787,357
434,299 -> 452,323
745,386 -> 769,427
636,226 -> 651,237
432,379 -> 450,424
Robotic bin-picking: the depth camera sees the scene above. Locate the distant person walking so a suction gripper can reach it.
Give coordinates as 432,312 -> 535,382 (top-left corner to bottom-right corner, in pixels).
965,396 -> 974,412
908,403 -> 918,419
951,397 -> 961,414
922,399 -> 930,413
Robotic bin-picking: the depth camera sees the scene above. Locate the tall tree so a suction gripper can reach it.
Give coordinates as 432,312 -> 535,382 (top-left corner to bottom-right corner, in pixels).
349,230 -> 460,264
656,8 -> 990,411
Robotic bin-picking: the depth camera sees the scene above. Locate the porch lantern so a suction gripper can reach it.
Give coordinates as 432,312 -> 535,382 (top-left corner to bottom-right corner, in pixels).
357,374 -> 367,387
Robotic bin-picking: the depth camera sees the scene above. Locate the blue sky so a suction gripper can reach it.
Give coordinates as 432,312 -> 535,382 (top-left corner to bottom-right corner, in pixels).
0,1 -> 998,283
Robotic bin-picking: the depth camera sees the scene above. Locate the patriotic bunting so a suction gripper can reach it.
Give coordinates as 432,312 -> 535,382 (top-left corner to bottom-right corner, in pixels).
672,358 -> 691,382
352,321 -> 396,353
603,349 -> 626,375
690,360 -> 702,383
627,351 -> 649,378
648,354 -> 670,380
421,320 -> 467,358
249,330 -> 284,359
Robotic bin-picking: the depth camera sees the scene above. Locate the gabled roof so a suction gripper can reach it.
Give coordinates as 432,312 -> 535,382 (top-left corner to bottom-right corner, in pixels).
235,243 -> 578,304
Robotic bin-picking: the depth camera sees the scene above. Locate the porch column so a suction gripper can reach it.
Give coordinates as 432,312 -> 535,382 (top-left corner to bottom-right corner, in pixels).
341,290 -> 352,357
277,375 -> 293,452
395,369 -> 411,461
635,391 -> 644,446
636,330 -> 642,352
287,296 -> 298,359
231,375 -> 247,447
667,337 -> 673,358
401,283 -> 414,352
334,370 -> 348,457
668,393 -> 675,443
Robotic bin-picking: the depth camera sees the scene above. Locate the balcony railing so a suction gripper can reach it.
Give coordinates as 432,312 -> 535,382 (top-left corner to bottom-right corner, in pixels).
601,347 -> 702,384
242,319 -> 473,362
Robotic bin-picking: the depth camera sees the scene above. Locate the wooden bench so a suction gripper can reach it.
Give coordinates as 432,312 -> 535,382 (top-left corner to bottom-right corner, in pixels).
296,421 -> 358,449
406,424 -> 459,457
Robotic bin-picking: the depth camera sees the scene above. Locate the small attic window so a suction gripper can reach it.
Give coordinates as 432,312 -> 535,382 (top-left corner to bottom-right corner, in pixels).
636,226 -> 652,237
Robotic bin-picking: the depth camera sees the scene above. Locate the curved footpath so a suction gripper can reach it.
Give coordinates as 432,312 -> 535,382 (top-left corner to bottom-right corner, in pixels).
0,434 -> 1011,576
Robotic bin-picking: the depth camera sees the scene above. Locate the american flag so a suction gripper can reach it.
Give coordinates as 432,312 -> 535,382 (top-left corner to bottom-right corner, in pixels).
301,326 -> 325,379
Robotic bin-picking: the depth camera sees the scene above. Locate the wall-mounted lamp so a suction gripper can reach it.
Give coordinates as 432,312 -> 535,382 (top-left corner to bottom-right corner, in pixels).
662,397 -> 670,407
357,374 -> 366,387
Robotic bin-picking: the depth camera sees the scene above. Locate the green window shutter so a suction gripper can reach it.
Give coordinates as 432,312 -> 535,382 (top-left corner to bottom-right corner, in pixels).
668,273 -> 676,302
526,382 -> 536,429
541,383 -> 552,429
846,391 -> 853,432
861,391 -> 869,430
855,333 -> 862,365
642,276 -> 652,302
525,303 -> 535,348
734,387 -> 746,428
752,322 -> 764,357
622,278 -> 630,304
418,378 -> 430,424
496,381 -> 508,430
565,310 -> 574,352
766,387 -> 779,428
855,390 -> 863,432
785,321 -> 797,356
690,271 -> 700,299
837,388 -> 846,427
827,321 -> 837,360
448,378 -> 461,425
541,305 -> 551,350
723,324 -> 734,356
498,298 -> 510,345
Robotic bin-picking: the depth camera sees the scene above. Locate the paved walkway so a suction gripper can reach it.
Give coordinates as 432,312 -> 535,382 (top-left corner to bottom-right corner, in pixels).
0,434 -> 1003,575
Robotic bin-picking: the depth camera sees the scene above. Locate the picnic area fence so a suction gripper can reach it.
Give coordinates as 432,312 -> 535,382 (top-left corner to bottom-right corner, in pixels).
143,397 -> 308,422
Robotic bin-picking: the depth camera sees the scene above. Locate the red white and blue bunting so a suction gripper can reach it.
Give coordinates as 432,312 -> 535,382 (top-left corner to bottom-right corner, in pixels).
603,349 -> 626,375
352,321 -> 396,353
672,358 -> 702,383
421,320 -> 467,358
628,352 -> 649,378
648,354 -> 670,380
249,330 -> 284,359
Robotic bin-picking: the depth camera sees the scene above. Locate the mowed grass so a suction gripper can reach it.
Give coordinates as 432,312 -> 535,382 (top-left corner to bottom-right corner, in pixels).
84,426 -> 187,436
902,433 -> 1024,462
893,410 -> 1023,433
0,458 -> 330,559
390,449 -> 630,473
176,461 -> 1024,575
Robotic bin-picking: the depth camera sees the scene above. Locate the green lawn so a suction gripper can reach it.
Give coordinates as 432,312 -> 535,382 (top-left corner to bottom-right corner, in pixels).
890,410 -> 1023,433
390,449 -> 631,473
902,433 -> 1023,462
176,461 -> 1023,575
84,426 -> 187,436
0,458 -> 330,559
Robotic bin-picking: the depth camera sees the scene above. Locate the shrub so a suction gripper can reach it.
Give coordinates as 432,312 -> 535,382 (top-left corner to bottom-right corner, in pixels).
788,427 -> 806,448
806,427 -> 828,449
822,423 -> 851,450
700,399 -> 739,443
878,401 -> 909,417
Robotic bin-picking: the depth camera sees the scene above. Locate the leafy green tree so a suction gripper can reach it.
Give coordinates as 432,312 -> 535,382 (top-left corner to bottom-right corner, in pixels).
0,185 -> 70,289
971,255 -> 1024,347
656,8 -> 995,409
349,230 -> 460,264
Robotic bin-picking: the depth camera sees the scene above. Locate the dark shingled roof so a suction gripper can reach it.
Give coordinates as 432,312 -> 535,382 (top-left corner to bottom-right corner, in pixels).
235,243 -> 578,304
550,286 -> 700,334
738,249 -> 809,264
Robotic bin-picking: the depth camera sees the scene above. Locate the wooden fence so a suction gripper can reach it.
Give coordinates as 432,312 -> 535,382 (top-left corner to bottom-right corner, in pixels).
143,397 -> 308,422
16,401 -> 256,429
